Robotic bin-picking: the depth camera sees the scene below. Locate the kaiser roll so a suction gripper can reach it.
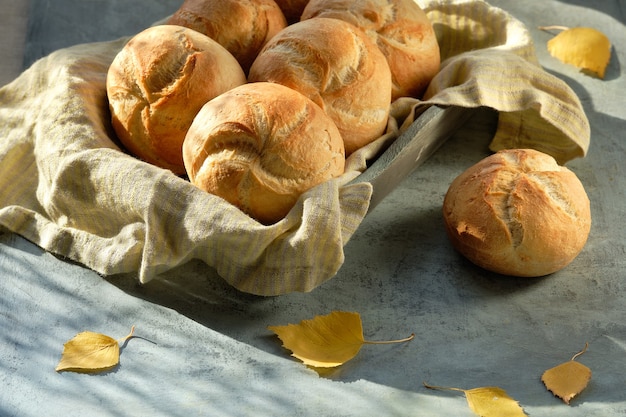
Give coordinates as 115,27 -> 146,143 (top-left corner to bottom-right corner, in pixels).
442,149 -> 591,277
248,17 -> 392,155
301,0 -> 440,100
182,82 -> 346,224
106,25 -> 246,174
166,0 -> 287,73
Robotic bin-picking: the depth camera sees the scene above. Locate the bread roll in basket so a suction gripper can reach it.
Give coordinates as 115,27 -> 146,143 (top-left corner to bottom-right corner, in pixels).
183,82 -> 346,225
301,0 -> 441,100
249,17 -> 393,155
106,25 -> 247,174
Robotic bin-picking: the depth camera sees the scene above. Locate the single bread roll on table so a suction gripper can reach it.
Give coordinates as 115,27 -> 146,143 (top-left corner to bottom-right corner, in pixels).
443,149 -> 591,277
301,0 -> 440,100
248,17 -> 392,155
106,25 -> 246,174
183,82 -> 346,224
167,0 -> 288,73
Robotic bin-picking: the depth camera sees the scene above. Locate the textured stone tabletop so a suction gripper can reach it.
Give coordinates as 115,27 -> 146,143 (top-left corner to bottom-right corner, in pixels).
1,1 -> 625,416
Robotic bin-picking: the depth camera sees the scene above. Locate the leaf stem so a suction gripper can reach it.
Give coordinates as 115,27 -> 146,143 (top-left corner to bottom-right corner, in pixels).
423,382 -> 465,393
363,333 -> 415,345
118,325 -> 136,343
571,342 -> 589,361
538,25 -> 570,32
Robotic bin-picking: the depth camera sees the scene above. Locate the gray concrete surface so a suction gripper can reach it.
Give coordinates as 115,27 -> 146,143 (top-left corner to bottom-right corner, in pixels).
1,1 -> 625,416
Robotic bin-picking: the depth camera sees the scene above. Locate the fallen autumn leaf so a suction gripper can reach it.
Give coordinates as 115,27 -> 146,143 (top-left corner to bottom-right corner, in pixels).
55,325 -> 136,373
540,26 -> 611,78
541,342 -> 592,404
268,311 -> 414,368
424,382 -> 528,417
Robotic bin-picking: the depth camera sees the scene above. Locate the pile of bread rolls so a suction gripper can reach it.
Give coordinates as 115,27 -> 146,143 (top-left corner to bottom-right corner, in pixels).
105,0 -> 590,276
106,0 -> 441,224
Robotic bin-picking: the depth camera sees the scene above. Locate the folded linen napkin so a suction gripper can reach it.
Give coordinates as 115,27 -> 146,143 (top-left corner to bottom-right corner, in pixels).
0,0 -> 589,295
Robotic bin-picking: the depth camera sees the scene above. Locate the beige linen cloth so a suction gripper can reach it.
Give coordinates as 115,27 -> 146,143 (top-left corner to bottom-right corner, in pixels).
0,0 -> 589,296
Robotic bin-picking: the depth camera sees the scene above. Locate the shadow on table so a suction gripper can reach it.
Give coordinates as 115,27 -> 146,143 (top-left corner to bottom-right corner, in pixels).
103,103 -> 626,411
11,0 -> 624,413
22,0 -> 180,70
555,0 -> 625,28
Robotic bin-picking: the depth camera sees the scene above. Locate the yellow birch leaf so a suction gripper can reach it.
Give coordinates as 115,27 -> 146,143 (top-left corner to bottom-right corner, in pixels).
542,26 -> 611,78
268,311 -> 414,368
541,343 -> 592,404
56,326 -> 135,373
465,387 -> 528,417
424,383 -> 528,417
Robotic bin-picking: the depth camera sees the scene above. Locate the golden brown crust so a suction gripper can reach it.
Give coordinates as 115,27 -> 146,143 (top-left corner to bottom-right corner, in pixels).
301,0 -> 440,100
182,82 -> 346,224
442,149 -> 591,277
106,25 -> 246,174
166,0 -> 287,73
248,17 -> 392,155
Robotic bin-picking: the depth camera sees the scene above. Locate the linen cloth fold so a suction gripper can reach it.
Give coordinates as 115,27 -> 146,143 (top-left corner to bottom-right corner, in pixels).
0,0 -> 589,295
